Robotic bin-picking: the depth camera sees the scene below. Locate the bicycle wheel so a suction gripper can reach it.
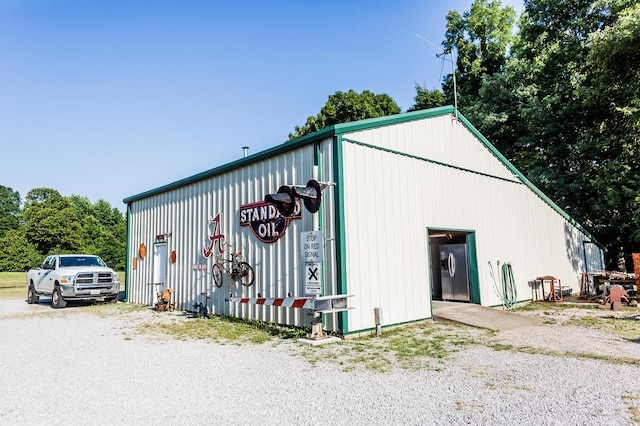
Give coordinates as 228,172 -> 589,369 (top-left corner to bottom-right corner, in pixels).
238,262 -> 255,287
212,264 -> 223,287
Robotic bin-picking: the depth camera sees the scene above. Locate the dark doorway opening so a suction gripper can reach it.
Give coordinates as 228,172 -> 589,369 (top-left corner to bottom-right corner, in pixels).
429,231 -> 471,302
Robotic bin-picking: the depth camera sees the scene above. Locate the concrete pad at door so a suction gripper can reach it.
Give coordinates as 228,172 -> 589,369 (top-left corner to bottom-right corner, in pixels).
431,301 -> 543,331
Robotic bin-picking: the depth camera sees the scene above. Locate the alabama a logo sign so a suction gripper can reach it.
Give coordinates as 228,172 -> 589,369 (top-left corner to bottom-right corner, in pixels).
203,213 -> 226,258
239,200 -> 301,243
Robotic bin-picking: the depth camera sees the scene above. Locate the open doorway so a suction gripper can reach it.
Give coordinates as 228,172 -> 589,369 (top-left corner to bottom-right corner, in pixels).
429,230 -> 478,303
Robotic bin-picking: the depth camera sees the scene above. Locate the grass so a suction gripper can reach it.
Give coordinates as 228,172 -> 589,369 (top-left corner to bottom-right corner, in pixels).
0,271 -> 125,287
0,271 -> 125,301
138,313 -> 308,345
513,301 -> 600,312
0,272 -> 26,299
295,321 -> 490,373
565,314 -> 640,341
622,392 -> 640,425
0,287 -> 25,299
488,341 -> 640,366
513,300 -> 640,341
513,300 -> 640,340
0,272 -> 25,287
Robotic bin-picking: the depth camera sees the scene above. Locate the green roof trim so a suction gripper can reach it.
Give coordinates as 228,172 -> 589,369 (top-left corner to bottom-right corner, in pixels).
123,135 -> 314,204
332,105 -> 455,135
123,106 -> 455,204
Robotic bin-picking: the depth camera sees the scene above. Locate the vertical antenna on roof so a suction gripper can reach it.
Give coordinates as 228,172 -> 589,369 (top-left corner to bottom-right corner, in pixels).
415,33 -> 458,122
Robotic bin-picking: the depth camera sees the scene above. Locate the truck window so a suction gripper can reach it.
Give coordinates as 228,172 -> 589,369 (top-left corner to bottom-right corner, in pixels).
43,257 -> 55,269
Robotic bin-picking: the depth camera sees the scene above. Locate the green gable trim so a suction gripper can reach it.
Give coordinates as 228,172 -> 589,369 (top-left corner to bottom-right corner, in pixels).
332,105 -> 455,135
285,105 -> 456,145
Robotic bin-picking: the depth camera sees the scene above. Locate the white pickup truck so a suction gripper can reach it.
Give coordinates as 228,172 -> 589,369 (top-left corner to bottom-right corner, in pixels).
26,254 -> 120,308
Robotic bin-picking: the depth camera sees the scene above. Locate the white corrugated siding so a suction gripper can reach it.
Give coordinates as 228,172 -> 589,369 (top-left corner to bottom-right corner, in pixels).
340,115 -> 596,333
127,140 -> 341,331
126,111 -> 600,335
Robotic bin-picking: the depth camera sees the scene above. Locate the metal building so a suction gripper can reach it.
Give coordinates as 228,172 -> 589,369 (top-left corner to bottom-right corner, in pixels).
123,106 -> 604,336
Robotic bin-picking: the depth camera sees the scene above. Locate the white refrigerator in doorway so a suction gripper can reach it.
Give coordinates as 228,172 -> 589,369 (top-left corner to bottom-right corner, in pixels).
440,244 -> 470,302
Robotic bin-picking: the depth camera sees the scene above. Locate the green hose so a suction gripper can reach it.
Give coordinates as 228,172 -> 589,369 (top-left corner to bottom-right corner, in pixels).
501,262 -> 518,309
489,261 -> 518,309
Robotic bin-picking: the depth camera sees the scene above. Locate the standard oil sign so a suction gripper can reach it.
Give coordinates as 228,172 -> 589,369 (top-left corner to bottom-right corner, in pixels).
301,231 -> 323,295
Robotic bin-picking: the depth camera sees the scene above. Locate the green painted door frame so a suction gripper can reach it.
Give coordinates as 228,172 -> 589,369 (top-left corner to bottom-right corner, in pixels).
427,228 -> 480,305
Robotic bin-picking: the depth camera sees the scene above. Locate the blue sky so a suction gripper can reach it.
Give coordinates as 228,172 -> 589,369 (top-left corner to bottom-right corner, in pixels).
0,0 -> 522,212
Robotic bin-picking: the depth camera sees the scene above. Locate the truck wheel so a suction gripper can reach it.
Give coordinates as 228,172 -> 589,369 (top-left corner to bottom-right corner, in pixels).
27,285 -> 39,304
51,287 -> 67,309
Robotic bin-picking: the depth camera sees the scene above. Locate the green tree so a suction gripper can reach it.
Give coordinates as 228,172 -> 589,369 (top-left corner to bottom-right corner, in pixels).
451,0 -> 639,265
0,185 -> 21,239
92,199 -> 125,231
442,0 -> 516,107
407,85 -> 447,112
0,228 -> 41,271
95,231 -> 126,270
0,188 -> 126,270
23,188 -> 83,254
583,2 -> 640,251
68,195 -> 126,268
79,215 -> 103,254
289,90 -> 401,140
504,0 -> 640,265
68,195 -> 94,219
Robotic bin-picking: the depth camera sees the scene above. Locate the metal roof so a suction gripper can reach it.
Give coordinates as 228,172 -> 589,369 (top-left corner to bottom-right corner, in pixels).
122,105 -> 599,245
123,106 -> 454,204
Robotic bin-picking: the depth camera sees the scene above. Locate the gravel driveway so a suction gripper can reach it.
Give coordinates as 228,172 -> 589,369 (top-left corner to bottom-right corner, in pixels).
1,296 -> 639,425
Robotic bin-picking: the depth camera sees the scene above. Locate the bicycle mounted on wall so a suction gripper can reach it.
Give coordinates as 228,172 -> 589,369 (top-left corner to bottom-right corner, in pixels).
212,243 -> 255,287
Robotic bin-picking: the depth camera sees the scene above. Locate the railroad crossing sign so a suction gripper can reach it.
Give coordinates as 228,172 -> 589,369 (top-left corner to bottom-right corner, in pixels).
305,261 -> 321,295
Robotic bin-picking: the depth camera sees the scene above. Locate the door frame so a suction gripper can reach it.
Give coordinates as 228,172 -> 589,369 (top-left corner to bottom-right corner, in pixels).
151,242 -> 168,305
427,228 -> 480,304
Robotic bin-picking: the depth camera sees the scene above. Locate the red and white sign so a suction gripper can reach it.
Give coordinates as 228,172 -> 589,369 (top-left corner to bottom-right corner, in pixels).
239,200 -> 301,243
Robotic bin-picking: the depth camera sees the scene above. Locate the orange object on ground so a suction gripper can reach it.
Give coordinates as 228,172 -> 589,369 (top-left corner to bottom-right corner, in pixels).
604,285 -> 629,311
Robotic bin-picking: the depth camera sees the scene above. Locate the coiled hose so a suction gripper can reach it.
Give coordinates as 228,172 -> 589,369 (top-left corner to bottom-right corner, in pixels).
489,261 -> 518,309
501,262 -> 518,309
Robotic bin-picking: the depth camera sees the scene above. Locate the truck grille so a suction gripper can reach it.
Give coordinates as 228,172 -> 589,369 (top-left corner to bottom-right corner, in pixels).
76,272 -> 114,284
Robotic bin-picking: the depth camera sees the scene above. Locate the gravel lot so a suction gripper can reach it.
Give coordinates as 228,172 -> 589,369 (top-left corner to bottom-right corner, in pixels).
1,296 -> 640,425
